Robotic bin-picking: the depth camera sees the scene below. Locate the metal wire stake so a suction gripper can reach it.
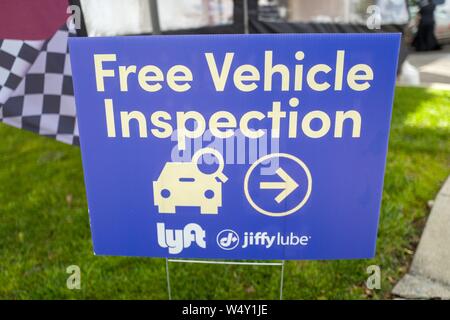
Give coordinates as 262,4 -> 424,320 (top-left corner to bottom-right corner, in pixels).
165,258 -> 285,300
280,260 -> 285,300
165,258 -> 172,300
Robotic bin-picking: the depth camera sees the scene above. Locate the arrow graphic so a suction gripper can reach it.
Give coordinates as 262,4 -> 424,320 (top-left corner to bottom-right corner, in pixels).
259,168 -> 299,203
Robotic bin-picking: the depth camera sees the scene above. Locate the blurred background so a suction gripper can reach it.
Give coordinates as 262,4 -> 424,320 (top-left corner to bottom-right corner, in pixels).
77,0 -> 450,87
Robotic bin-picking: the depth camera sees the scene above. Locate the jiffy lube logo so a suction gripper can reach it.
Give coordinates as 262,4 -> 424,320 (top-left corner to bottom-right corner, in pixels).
217,230 -> 240,250
69,34 -> 400,259
217,230 -> 310,250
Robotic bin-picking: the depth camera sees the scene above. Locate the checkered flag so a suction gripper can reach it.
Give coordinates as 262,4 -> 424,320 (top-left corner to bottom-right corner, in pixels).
0,25 -> 79,146
0,40 -> 44,104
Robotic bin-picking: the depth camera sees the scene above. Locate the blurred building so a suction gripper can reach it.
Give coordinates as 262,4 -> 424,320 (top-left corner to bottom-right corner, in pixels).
80,0 -> 234,36
259,0 -> 409,24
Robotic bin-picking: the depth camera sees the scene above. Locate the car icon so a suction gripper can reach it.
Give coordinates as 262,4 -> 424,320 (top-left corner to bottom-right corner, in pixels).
153,148 -> 227,214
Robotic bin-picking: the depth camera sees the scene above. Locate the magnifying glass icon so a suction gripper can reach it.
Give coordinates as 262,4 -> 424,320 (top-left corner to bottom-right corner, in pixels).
192,148 -> 228,183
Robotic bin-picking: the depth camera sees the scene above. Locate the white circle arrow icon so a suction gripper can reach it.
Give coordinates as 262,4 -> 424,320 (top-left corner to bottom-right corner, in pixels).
259,168 -> 299,203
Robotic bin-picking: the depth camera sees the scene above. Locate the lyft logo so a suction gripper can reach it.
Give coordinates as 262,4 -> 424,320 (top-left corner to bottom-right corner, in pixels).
157,223 -> 206,254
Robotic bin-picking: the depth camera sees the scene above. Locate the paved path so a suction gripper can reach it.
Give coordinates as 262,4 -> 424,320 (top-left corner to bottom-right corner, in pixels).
407,46 -> 450,88
393,176 -> 450,299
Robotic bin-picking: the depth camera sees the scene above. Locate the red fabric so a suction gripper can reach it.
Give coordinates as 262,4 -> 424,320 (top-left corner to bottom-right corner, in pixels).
0,0 -> 69,40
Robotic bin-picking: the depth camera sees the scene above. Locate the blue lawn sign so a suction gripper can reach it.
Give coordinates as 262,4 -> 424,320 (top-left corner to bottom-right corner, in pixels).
69,34 -> 400,260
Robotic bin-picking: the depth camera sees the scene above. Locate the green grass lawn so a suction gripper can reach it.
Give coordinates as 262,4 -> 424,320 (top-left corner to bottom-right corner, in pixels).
0,86 -> 449,299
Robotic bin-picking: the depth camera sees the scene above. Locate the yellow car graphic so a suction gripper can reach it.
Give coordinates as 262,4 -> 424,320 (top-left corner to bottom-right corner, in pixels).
153,148 -> 227,214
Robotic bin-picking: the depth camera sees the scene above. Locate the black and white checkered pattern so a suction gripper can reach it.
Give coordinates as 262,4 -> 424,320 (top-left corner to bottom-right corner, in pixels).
0,25 -> 79,146
0,39 -> 44,104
